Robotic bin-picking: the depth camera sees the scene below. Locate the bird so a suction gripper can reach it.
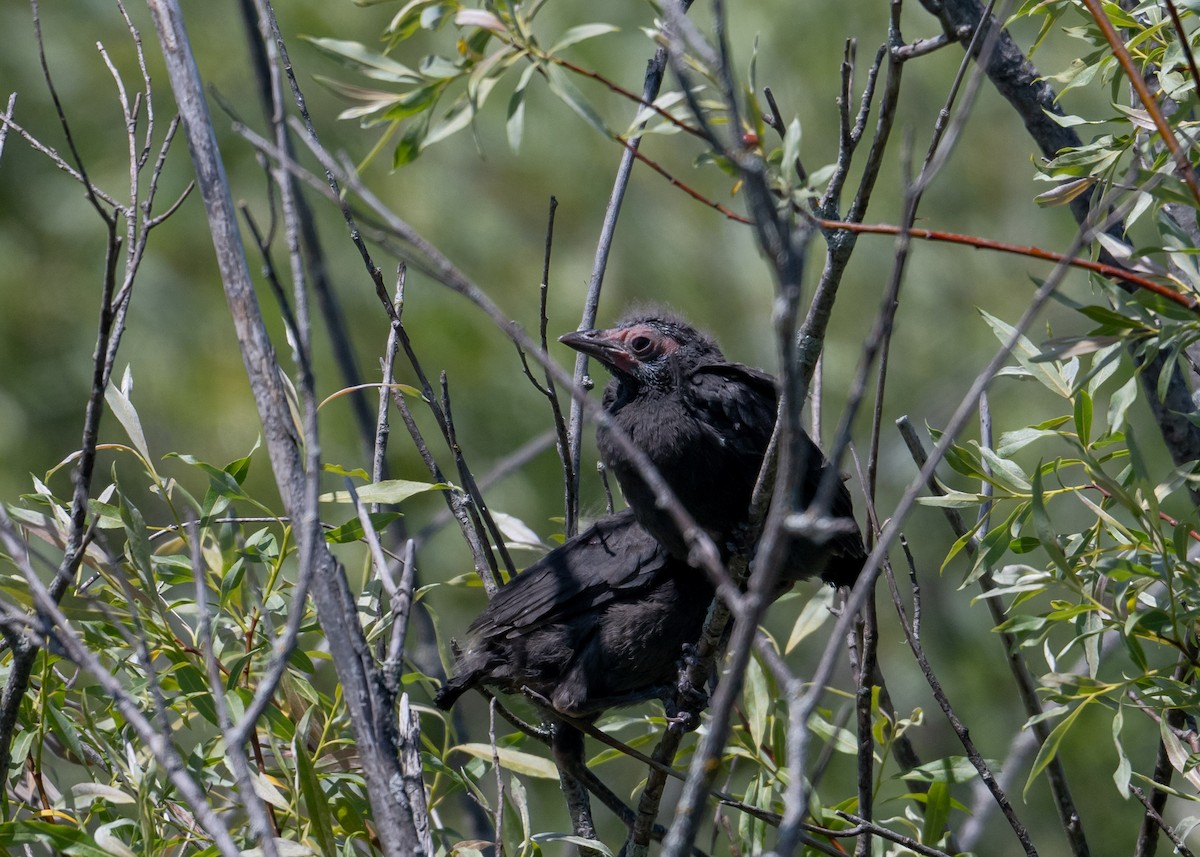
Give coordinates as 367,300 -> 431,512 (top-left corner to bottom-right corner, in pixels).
434,509 -> 714,720
559,308 -> 865,588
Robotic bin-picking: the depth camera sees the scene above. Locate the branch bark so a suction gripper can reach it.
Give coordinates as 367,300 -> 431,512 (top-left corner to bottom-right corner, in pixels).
143,3 -> 425,852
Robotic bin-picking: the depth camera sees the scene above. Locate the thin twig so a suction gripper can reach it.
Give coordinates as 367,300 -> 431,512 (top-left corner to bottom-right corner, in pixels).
1079,0 -> 1200,206
0,510 -> 242,857
814,217 -> 1199,312
190,521 -> 281,857
565,39 -> 675,536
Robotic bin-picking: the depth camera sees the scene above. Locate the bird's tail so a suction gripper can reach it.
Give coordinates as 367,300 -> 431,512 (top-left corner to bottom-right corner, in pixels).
434,674 -> 471,710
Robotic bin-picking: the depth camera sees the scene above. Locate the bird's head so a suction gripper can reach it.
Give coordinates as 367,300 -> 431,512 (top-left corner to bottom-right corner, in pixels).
559,310 -> 723,390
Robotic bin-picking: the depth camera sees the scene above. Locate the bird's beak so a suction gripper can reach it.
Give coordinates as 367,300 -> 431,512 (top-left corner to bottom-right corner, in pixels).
559,328 -> 635,374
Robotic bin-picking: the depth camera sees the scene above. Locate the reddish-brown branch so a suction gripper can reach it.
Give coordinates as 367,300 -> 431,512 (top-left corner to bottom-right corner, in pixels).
817,218 -> 1200,312
1079,0 -> 1200,207
618,135 -> 752,223
1162,0 -> 1200,93
1088,483 -> 1200,542
616,132 -> 1195,311
553,54 -> 707,142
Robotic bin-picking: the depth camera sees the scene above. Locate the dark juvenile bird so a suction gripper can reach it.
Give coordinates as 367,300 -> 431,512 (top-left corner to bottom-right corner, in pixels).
560,309 -> 865,588
434,509 -> 713,719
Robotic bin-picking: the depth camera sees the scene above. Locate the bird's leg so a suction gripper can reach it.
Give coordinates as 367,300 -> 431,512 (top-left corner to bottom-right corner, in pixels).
664,643 -> 711,732
550,720 -> 601,849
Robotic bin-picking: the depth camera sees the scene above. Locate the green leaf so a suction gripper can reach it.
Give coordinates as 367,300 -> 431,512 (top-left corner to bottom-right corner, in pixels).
323,463 -> 371,481
917,491 -> 991,508
904,756 -> 990,784
116,472 -> 157,597
381,82 -> 445,122
386,0 -> 442,41
807,712 -> 858,755
105,372 -> 154,474
420,3 -> 455,31
167,454 -> 250,502
531,834 -> 614,856
0,820 -> 119,856
452,744 -> 560,778
176,664 -> 220,727
302,37 -> 421,84
507,62 -> 538,152
744,653 -> 769,750
996,427 -> 1061,457
423,94 -> 475,148
47,704 -> 85,762
549,23 -> 619,54
325,511 -> 403,544
922,781 -> 951,846
1025,695 -> 1097,798
978,446 -> 1032,493
785,585 -> 834,653
781,117 -> 802,181
1034,176 -> 1096,207
393,113 -> 430,166
320,479 -> 448,505
1108,375 -> 1138,431
545,63 -> 610,138
1112,705 -> 1131,795
1074,388 -> 1093,445
70,783 -> 137,807
1031,465 -> 1070,575
980,309 -> 1071,397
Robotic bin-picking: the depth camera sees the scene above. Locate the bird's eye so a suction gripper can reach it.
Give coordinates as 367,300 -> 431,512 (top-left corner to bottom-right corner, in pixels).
630,335 -> 653,355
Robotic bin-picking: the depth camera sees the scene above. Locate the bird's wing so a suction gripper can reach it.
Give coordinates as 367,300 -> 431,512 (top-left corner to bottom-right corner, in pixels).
468,511 -> 670,637
692,362 -> 865,562
793,428 -> 867,566
687,362 -> 779,461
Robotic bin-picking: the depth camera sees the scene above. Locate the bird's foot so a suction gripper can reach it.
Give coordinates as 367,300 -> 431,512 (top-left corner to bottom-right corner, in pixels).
664,706 -> 701,733
665,648 -> 710,733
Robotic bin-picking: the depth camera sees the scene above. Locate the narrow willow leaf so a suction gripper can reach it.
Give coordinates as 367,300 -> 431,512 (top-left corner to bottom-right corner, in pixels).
423,94 -> 475,147
1160,717 -> 1200,791
904,756 -> 990,784
93,823 -> 138,857
549,23 -> 619,53
1108,375 -> 1138,431
781,117 -> 802,179
996,427 -> 1056,456
545,63 -> 610,137
453,744 -> 559,779
1074,388 -> 1093,445
1112,705 -> 1131,795
507,62 -> 538,152
977,446 -> 1032,492
0,820 -> 116,857
116,474 -> 156,596
980,309 -> 1070,397
105,377 -> 154,473
302,37 -> 420,83
917,491 -> 991,508
1031,466 -> 1070,574
294,734 -> 337,855
1034,176 -> 1096,207
320,479 -> 448,505
393,113 -> 431,167
70,783 -> 137,806
325,511 -> 404,544
532,834 -> 614,856
785,585 -> 834,653
1025,695 -> 1096,798
744,653 -> 769,751
922,781 -> 951,846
